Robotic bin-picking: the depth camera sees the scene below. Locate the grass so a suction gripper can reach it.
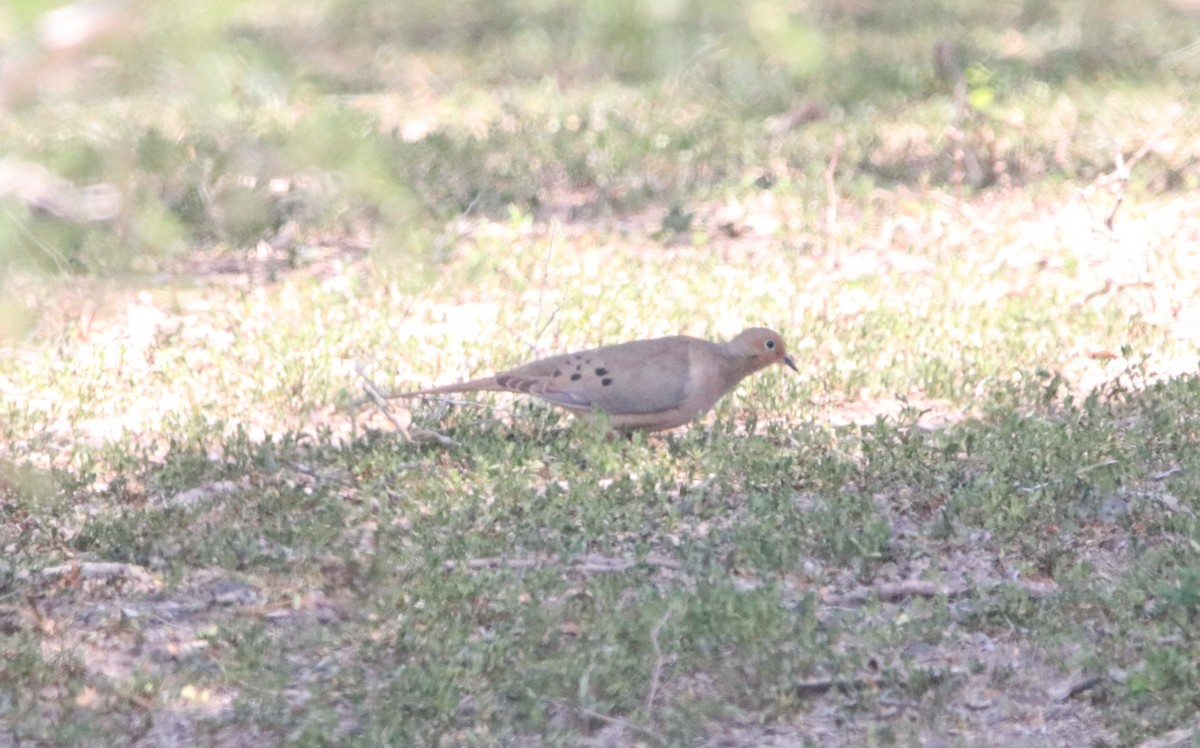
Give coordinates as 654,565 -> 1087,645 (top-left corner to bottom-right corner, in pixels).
2,0 -> 1200,745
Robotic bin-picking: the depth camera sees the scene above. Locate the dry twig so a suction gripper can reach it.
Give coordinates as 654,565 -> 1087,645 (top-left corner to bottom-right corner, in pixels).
355,361 -> 411,442
355,362 -> 460,446
820,580 -> 965,607
572,704 -> 666,746
644,606 -> 675,713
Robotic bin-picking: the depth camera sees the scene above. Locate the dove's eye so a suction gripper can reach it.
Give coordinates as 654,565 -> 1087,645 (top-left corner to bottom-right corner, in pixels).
765,339 -> 776,350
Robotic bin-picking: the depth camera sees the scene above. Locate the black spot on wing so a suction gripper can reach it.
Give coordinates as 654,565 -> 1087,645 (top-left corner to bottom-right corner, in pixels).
570,373 -> 582,381
595,367 -> 608,376
601,378 -> 613,386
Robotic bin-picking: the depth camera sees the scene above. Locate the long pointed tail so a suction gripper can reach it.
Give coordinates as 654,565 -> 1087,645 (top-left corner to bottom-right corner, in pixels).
391,376 -> 502,398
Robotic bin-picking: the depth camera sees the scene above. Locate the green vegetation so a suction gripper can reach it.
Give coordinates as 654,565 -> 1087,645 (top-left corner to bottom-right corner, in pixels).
2,0 -> 1199,744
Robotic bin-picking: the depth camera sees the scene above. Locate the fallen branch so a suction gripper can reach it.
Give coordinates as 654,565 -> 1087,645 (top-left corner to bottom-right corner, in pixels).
820,578 -> 1059,608
1149,466 -> 1183,481
793,675 -> 883,697
445,553 -> 683,573
1049,672 -> 1103,703
39,561 -> 154,586
573,552 -> 683,573
451,556 -> 549,570
793,664 -> 961,698
450,561 -> 1061,610
410,427 -> 460,447
821,580 -> 967,607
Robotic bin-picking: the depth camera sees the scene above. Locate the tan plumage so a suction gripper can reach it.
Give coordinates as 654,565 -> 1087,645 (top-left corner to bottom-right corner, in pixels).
398,327 -> 797,432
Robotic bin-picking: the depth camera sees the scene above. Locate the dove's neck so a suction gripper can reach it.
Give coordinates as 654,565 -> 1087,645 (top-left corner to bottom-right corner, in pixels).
716,342 -> 763,384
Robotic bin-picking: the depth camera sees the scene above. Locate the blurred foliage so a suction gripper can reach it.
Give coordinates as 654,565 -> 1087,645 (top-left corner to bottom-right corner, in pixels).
0,0 -> 1198,277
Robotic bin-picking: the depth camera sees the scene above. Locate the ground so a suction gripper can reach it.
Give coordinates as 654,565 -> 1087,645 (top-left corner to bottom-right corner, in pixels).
2,1 -> 1200,746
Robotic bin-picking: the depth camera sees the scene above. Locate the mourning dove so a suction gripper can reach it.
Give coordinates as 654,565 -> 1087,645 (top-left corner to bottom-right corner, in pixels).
398,327 -> 797,432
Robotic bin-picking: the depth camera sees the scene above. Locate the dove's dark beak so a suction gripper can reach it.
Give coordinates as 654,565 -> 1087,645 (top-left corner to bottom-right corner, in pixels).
782,354 -> 798,373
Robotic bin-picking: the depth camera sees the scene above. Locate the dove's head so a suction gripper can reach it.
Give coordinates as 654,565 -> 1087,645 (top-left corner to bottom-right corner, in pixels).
727,327 -> 798,375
